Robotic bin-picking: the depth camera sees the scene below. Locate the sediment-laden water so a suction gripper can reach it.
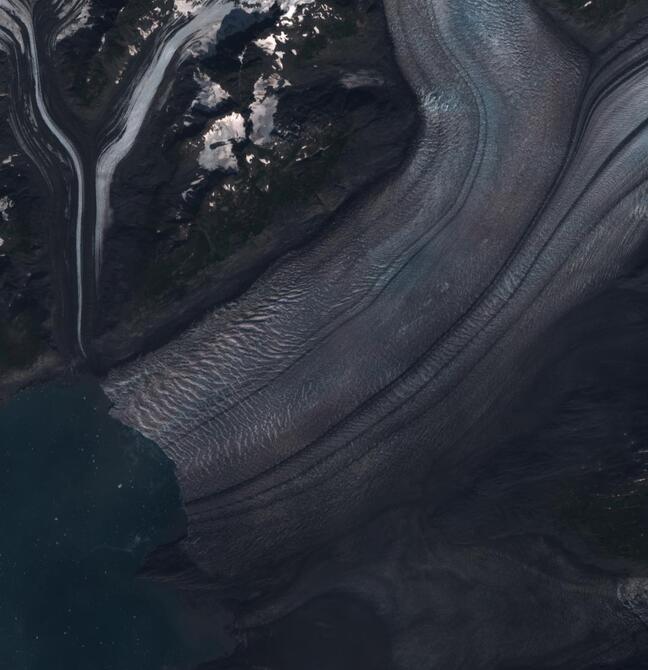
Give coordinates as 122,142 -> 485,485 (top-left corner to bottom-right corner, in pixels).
0,381 -> 228,670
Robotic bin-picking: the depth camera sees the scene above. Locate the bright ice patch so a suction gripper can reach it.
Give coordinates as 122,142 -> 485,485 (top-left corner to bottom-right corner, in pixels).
198,112 -> 246,171
242,0 -> 314,23
254,31 -> 290,69
255,34 -> 277,54
193,71 -> 230,110
250,74 -> 290,146
174,0 -> 204,18
55,1 -> 91,44
0,195 -> 14,222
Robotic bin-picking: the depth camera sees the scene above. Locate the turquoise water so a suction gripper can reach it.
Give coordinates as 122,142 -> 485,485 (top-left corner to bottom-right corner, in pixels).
0,380 -> 222,670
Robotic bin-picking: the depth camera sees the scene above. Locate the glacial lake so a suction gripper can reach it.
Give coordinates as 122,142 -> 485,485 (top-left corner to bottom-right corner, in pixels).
0,380 -> 225,670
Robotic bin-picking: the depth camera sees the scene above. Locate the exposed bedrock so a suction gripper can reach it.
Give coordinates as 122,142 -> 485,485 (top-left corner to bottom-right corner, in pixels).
539,0 -> 648,52
92,0 -> 418,365
1,0 -> 418,383
106,0 -> 648,595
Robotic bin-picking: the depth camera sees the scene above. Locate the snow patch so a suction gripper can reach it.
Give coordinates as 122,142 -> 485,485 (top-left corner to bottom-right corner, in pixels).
193,71 -> 230,110
174,0 -> 204,18
250,74 -> 290,147
55,1 -> 91,44
198,113 -> 246,172
0,195 -> 14,222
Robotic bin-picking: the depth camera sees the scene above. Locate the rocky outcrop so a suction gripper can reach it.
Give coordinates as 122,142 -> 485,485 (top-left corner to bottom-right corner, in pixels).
93,0 -> 418,364
539,0 -> 648,51
0,0 -> 416,387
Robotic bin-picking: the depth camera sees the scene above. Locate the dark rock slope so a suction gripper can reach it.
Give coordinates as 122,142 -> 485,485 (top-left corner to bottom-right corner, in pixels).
0,54 -> 65,394
539,0 -> 648,50
0,0 -> 417,393
93,0 -> 418,364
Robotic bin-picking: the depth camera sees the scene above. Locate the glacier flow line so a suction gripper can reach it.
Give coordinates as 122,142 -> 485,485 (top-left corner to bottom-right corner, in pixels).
1,0 -> 87,357
27,18 -> 87,358
94,0 -> 231,282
